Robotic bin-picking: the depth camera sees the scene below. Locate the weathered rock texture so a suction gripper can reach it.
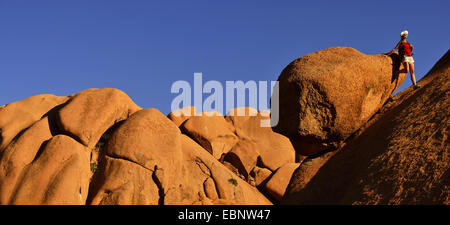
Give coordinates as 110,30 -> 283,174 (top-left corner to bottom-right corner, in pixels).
8,135 -> 90,205
87,108 -> 184,205
224,108 -> 296,172
0,117 -> 54,204
180,112 -> 239,160
0,94 -> 67,150
282,50 -> 449,205
178,134 -> 272,205
274,47 -> 407,155
0,88 -> 141,205
172,107 -> 297,202
56,88 -> 141,148
0,89 -> 280,205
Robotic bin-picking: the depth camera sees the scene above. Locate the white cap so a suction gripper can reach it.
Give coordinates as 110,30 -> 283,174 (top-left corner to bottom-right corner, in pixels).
401,30 -> 408,37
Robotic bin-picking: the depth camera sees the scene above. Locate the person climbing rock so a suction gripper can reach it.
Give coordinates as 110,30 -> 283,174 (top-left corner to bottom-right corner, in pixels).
389,30 -> 421,89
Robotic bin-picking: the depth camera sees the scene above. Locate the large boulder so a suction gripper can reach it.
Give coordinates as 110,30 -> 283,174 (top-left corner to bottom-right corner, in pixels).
251,166 -> 272,187
0,117 -> 54,204
8,135 -> 91,205
274,47 -> 406,155
56,88 -> 141,148
180,112 -> 239,160
223,140 -> 259,179
179,134 -> 272,205
225,107 -> 270,140
282,50 -> 449,204
87,156 -> 161,205
88,108 -> 184,205
281,151 -> 337,203
0,94 -> 67,150
225,107 -> 296,171
256,132 -> 296,171
167,106 -> 196,127
104,108 -> 183,174
263,163 -> 300,202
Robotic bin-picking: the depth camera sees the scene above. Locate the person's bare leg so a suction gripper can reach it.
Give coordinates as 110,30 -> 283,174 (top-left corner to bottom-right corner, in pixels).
409,63 -> 417,85
402,62 -> 409,74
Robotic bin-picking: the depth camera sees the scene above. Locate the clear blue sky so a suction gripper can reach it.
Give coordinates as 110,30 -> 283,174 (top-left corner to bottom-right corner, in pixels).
1,0 -> 449,114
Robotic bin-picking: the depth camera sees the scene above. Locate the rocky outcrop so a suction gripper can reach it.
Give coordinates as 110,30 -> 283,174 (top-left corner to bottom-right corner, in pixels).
88,108 -> 184,205
8,135 -> 91,205
223,140 -> 259,179
179,134 -> 272,205
282,50 -> 449,205
167,106 -> 196,127
281,150 -> 338,203
0,88 -> 278,205
0,90 -> 279,205
56,88 -> 141,148
0,117 -> 54,204
0,48 -> 447,205
274,47 -> 407,155
180,112 -> 239,160
87,155 -> 161,205
0,94 -> 67,150
251,166 -> 272,187
263,163 -> 299,201
175,107 -> 297,201
224,108 -> 296,172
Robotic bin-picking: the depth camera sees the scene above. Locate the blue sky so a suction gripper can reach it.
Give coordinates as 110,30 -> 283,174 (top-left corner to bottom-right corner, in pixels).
0,0 -> 448,114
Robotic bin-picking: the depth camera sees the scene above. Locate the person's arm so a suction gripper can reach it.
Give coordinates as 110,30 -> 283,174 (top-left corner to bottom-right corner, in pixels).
390,41 -> 401,54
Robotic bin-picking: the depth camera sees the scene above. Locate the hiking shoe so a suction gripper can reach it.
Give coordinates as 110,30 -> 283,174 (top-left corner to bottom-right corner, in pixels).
413,84 -> 421,90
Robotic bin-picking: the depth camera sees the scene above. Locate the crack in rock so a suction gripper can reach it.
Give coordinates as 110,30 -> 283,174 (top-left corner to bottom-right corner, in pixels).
151,165 -> 165,205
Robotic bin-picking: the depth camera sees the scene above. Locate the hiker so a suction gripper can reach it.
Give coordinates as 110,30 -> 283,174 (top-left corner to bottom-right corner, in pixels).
389,30 -> 421,89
